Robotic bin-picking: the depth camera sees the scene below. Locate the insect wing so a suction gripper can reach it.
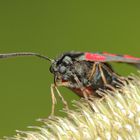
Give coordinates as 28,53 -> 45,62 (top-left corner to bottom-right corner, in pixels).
83,52 -> 140,62
81,52 -> 140,68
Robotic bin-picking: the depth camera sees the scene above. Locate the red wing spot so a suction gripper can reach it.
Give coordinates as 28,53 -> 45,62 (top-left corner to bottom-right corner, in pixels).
85,53 -> 106,61
103,52 -> 117,56
124,55 -> 140,60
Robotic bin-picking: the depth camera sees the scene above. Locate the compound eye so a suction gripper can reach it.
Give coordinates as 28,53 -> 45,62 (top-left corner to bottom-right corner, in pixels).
59,66 -> 66,74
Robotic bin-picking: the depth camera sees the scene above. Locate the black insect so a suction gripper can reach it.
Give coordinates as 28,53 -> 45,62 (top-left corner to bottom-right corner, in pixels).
0,51 -> 140,115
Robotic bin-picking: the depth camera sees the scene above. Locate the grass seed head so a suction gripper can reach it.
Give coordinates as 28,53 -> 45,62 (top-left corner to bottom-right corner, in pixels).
3,76 -> 140,140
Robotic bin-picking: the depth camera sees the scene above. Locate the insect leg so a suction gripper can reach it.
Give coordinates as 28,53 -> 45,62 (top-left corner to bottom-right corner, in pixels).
101,63 -> 126,86
89,63 -> 97,80
50,84 -> 57,116
99,63 -> 124,91
89,62 -> 107,84
54,86 -> 69,110
98,63 -> 117,91
73,74 -> 89,99
98,63 -> 107,84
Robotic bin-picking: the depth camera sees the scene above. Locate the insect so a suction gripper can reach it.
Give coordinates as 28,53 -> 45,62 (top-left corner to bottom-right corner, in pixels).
0,52 -> 140,115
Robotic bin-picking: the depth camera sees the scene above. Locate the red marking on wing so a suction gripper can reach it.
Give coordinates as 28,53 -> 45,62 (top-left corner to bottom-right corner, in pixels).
103,52 -> 117,56
123,55 -> 140,60
85,53 -> 106,61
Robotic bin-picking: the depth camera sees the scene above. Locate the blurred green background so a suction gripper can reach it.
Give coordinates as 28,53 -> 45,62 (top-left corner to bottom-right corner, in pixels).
0,0 -> 140,137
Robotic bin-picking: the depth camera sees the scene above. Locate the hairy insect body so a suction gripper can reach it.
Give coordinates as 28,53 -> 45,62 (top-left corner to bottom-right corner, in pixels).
50,55 -> 123,97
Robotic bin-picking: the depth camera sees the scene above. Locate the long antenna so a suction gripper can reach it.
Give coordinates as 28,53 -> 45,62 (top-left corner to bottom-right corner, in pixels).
0,52 -> 53,62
